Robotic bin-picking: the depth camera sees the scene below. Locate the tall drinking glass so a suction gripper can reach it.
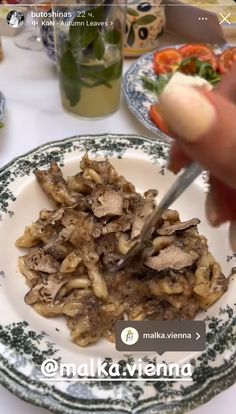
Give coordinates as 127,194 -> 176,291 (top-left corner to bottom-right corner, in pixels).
53,0 -> 126,119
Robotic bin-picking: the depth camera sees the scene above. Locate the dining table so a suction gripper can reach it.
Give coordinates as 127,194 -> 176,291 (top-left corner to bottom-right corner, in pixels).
0,24 -> 236,414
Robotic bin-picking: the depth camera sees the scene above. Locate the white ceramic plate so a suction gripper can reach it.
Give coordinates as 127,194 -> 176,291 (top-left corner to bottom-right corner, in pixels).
0,134 -> 235,414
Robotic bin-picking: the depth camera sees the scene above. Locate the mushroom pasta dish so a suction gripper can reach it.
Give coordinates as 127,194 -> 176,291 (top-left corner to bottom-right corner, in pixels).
16,155 -> 228,347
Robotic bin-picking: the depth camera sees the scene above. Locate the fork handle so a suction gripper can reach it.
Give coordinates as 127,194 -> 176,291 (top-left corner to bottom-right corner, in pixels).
141,162 -> 202,241
159,162 -> 202,211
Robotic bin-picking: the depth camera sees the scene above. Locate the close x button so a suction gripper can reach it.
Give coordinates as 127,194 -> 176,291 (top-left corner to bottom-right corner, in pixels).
219,13 -> 231,25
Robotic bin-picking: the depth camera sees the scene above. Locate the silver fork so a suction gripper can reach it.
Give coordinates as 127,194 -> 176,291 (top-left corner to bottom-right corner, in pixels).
110,162 -> 202,272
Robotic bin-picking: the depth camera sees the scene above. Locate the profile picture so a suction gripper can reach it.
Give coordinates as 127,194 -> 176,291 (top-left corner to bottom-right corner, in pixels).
7,10 -> 25,28
121,327 -> 139,345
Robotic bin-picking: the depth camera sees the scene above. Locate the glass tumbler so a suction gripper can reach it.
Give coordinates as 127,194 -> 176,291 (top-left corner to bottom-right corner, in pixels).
53,0 -> 126,119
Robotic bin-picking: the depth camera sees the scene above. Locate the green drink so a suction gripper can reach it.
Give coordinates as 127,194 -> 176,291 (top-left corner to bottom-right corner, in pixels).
61,77 -> 122,118
54,2 -> 125,119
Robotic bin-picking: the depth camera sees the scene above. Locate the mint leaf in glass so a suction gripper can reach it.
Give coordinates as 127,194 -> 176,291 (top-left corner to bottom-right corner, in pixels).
93,34 -> 105,60
69,5 -> 104,49
105,29 -> 121,45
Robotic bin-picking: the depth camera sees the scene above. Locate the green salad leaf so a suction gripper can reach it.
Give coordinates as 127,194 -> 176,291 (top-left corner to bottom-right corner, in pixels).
179,57 -> 221,85
141,74 -> 172,95
142,56 -> 222,97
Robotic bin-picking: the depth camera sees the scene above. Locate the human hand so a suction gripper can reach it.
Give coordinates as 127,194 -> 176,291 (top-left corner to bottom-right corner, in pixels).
159,63 -> 236,252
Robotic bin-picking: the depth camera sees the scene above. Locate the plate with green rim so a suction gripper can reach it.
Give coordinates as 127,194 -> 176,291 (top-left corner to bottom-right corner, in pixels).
0,133 -> 235,414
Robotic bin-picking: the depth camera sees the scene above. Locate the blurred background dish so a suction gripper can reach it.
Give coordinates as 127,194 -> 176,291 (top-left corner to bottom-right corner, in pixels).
124,0 -> 165,57
40,17 -> 55,61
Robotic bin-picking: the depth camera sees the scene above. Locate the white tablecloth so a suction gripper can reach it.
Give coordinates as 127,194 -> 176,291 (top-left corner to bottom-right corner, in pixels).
0,32 -> 235,413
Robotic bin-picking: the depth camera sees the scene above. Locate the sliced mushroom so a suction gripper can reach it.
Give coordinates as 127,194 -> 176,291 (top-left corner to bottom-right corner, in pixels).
39,207 -> 65,224
18,256 -> 41,287
152,235 -> 175,252
25,272 -> 72,305
144,189 -> 158,198
61,210 -> 86,227
145,245 -> 198,271
67,173 -> 95,193
80,154 -> 136,193
23,248 -> 60,273
102,214 -> 133,235
161,209 -> 180,224
131,192 -> 156,239
69,213 -> 98,246
122,192 -> 143,214
16,220 -> 58,248
91,187 -> 123,218
45,242 -> 73,261
43,225 -> 75,252
157,218 -> 200,236
34,163 -> 76,206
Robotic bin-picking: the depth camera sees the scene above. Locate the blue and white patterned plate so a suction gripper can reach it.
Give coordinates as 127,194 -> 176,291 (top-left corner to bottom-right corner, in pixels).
123,45 -> 228,142
123,52 -> 168,139
0,134 -> 235,414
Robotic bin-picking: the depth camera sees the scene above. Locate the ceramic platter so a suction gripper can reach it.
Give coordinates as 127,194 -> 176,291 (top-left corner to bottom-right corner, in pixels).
0,134 -> 235,414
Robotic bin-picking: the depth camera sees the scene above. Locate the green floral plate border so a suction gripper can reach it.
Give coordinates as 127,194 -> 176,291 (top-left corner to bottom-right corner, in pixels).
0,134 -> 235,414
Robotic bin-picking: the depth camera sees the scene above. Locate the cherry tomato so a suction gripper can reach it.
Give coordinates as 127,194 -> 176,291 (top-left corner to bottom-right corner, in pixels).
218,48 -> 236,74
150,104 -> 169,134
179,44 -> 217,71
153,48 -> 183,75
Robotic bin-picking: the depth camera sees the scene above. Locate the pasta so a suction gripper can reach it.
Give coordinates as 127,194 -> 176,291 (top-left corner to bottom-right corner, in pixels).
16,155 -> 229,347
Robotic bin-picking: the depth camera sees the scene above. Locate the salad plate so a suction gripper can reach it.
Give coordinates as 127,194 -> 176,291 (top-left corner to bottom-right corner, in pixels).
0,134 -> 235,414
123,44 -> 233,141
